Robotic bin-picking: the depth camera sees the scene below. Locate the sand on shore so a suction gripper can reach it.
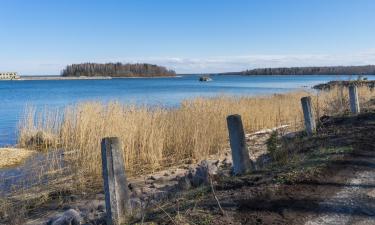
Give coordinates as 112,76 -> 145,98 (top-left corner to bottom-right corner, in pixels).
0,148 -> 36,168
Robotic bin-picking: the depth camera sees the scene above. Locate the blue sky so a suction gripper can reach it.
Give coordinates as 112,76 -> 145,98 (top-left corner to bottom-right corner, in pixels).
1,0 -> 375,74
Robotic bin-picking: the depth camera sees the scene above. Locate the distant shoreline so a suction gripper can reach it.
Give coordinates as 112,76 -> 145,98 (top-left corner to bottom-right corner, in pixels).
213,65 -> 375,76
18,75 -> 182,80
20,76 -> 112,80
114,75 -> 182,79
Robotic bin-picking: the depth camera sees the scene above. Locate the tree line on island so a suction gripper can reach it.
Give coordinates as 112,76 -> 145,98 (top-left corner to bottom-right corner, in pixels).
61,63 -> 176,77
218,65 -> 375,75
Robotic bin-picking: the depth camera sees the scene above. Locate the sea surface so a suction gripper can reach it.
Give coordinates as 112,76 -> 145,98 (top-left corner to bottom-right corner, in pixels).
1,74 -> 374,146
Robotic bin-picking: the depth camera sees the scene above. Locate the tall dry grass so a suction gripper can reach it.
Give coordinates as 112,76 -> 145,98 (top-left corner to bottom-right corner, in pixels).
17,87 -> 374,185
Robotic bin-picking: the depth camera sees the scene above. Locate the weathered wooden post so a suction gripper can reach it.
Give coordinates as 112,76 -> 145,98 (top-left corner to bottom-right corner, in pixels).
301,96 -> 316,136
226,114 -> 254,175
349,85 -> 360,114
101,137 -> 130,225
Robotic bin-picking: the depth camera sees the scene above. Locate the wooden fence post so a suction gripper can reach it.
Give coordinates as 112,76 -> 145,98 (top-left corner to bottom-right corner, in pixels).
349,85 -> 360,114
301,96 -> 316,136
101,137 -> 130,225
226,114 -> 254,175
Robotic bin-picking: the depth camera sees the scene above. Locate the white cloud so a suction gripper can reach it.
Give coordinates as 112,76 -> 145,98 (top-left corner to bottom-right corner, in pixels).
2,50 -> 375,75
147,50 -> 375,73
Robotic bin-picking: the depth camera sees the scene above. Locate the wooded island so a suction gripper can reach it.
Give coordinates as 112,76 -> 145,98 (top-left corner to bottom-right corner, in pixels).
61,63 -> 176,77
219,65 -> 375,75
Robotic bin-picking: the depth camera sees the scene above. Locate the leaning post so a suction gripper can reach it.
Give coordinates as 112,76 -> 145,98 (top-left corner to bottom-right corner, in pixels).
301,96 -> 316,136
101,137 -> 131,225
349,85 -> 360,114
226,114 -> 254,175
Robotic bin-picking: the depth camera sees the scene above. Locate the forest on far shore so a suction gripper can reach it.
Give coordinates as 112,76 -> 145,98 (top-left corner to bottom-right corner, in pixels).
61,63 -> 176,77
218,65 -> 375,75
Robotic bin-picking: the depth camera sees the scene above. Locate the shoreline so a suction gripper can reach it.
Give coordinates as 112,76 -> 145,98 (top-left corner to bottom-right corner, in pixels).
111,75 -> 182,79
18,75 -> 183,80
12,74 -> 375,81
1,88 -> 374,223
313,80 -> 375,90
20,76 -> 112,80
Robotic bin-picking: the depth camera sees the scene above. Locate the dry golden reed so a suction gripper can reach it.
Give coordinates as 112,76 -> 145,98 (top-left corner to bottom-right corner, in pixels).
0,148 -> 35,168
17,87 -> 374,183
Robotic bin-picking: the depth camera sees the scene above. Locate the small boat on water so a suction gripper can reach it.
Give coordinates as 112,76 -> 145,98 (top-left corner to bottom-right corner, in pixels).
199,75 -> 212,82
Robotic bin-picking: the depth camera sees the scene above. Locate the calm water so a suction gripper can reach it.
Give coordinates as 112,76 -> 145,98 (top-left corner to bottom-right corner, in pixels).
1,74 -> 374,146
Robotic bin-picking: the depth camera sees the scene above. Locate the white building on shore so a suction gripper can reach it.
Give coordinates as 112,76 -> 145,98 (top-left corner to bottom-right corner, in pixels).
0,72 -> 20,80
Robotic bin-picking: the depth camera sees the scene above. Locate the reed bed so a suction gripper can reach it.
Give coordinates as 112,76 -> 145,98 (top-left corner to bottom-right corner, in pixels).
16,87 -> 374,185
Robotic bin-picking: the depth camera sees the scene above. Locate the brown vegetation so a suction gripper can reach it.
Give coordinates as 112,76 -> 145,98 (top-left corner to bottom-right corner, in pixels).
0,148 -> 35,168
17,87 -> 374,186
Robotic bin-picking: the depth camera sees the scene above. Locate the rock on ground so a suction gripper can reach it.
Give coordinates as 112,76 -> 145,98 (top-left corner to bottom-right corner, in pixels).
47,209 -> 81,225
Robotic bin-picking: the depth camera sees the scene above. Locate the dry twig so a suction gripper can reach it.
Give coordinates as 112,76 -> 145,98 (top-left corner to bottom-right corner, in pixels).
208,175 -> 226,217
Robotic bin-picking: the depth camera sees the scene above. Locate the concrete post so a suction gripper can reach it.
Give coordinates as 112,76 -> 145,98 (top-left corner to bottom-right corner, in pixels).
101,137 -> 130,225
301,97 -> 316,136
339,85 -> 345,112
226,114 -> 254,175
349,85 -> 360,114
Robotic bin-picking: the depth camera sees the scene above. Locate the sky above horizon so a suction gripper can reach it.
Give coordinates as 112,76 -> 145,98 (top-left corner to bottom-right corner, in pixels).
1,0 -> 375,75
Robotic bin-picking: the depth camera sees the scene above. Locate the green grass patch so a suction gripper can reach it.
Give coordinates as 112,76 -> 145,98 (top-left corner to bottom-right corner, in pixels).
274,146 -> 353,184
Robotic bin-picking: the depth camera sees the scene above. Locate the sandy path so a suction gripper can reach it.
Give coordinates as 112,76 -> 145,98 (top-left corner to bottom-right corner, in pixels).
305,150 -> 375,225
